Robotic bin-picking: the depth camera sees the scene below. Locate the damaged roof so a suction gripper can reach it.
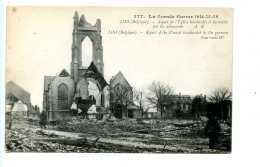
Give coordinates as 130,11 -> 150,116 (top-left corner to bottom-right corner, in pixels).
59,69 -> 70,77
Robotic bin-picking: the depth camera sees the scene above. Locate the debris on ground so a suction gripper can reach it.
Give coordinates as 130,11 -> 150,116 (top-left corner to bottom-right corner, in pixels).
5,115 -> 231,153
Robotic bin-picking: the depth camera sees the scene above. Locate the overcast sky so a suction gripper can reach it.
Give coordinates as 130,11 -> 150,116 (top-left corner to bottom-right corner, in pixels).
6,7 -> 233,109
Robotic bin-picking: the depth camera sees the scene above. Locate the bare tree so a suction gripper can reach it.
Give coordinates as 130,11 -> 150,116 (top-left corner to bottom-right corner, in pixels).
113,83 -> 133,118
146,81 -> 174,118
133,88 -> 146,118
208,87 -> 232,103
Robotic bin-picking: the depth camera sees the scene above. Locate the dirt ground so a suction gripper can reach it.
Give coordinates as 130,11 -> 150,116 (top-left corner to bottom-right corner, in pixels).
5,116 -> 231,153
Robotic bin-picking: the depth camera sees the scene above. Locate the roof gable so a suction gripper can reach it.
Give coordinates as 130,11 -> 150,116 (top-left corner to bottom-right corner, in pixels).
6,92 -> 19,104
110,71 -> 131,87
6,81 -> 30,95
5,81 -> 31,103
6,92 -> 19,99
59,69 -> 70,77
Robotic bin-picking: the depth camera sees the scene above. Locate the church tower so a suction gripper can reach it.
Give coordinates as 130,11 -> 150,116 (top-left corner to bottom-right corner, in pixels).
70,11 -> 104,83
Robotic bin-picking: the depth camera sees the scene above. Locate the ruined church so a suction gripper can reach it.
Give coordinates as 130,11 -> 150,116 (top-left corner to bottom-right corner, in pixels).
42,12 -> 138,121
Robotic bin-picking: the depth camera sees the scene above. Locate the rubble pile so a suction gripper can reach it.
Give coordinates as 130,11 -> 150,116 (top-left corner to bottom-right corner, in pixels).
5,114 -> 231,153
55,117 -> 145,135
5,117 -> 231,153
5,127 -> 90,153
158,125 -> 195,137
218,123 -> 231,150
54,117 -> 207,139
25,117 -> 40,125
138,119 -> 200,138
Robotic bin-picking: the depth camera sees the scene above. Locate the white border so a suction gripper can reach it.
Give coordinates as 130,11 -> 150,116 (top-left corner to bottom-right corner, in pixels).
1,1 -> 260,167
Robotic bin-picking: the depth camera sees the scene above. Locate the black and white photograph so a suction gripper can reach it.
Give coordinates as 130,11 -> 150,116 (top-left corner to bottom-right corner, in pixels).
4,6 -> 232,154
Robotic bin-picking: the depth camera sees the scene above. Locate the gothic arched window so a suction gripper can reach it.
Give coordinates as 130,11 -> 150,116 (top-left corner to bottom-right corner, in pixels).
58,83 -> 68,110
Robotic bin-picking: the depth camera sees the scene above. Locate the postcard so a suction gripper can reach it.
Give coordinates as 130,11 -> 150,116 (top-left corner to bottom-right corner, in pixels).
5,6 -> 232,153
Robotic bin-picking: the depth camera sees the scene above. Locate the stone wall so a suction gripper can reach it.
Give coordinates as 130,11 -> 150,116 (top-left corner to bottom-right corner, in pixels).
50,76 -> 75,112
43,76 -> 75,121
110,72 -> 132,103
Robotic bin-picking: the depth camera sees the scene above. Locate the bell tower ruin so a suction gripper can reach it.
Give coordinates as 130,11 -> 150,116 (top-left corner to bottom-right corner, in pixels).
42,11 -> 108,121
70,11 -> 104,83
